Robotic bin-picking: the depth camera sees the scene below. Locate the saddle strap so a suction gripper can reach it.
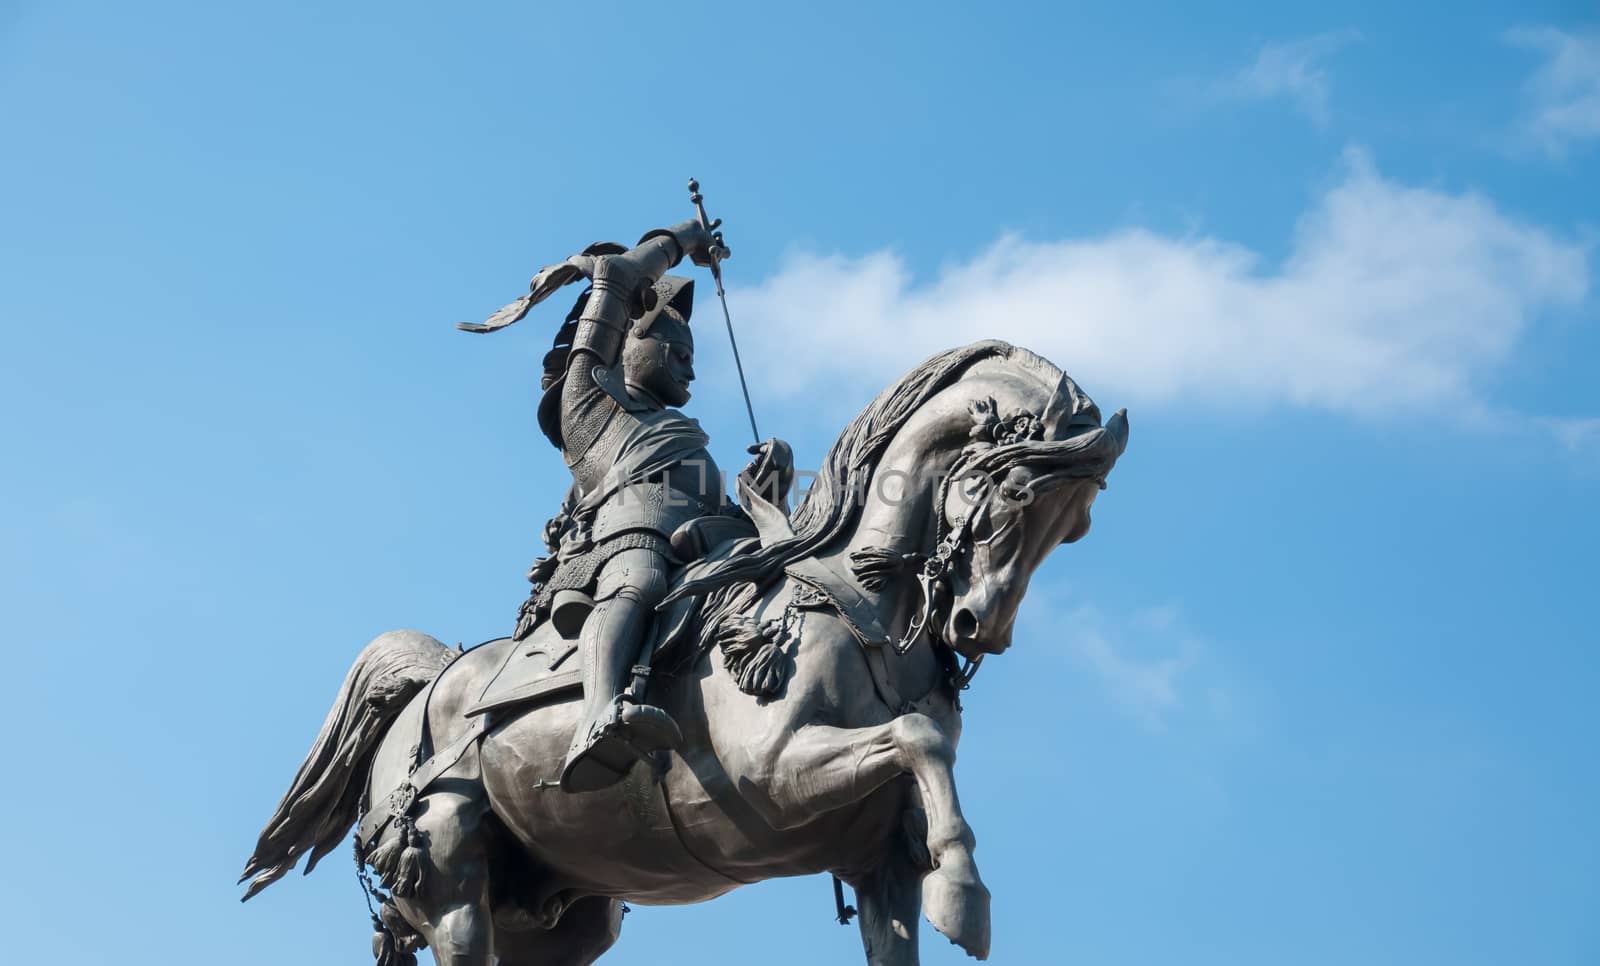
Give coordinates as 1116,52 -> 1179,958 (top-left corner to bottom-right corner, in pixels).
356,709 -> 490,852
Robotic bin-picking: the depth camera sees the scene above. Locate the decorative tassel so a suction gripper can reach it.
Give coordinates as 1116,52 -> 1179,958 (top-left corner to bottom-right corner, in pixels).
365,834 -> 404,884
372,915 -> 418,966
737,640 -> 787,697
371,927 -> 416,966
391,823 -> 425,899
372,916 -> 393,963
849,546 -> 921,590
365,820 -> 425,899
716,616 -> 763,669
715,616 -> 790,698
380,900 -> 425,958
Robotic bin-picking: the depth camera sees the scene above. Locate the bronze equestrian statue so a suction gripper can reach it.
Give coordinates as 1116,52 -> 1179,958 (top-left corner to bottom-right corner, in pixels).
241,203 -> 1130,965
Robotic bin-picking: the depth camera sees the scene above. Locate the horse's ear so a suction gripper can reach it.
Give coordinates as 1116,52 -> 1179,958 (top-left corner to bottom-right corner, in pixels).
1043,374 -> 1103,440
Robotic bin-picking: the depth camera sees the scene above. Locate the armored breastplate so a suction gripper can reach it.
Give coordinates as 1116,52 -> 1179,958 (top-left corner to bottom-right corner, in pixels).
589,448 -> 725,544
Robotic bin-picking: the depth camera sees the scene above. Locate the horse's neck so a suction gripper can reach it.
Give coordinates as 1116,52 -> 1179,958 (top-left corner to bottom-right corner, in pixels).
816,389 -> 978,713
837,361 -> 1054,562
835,390 -> 975,565
813,359 -> 1058,722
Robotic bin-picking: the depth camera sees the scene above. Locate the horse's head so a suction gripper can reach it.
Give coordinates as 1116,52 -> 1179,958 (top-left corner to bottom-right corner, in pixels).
935,404 -> 1129,658
686,340 -> 1127,675
836,343 -> 1129,667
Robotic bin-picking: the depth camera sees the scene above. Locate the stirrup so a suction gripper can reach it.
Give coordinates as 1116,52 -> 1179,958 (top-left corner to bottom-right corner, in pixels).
559,699 -> 680,793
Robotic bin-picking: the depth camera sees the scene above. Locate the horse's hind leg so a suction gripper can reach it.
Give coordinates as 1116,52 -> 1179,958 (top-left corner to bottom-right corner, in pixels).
854,835 -> 924,966
494,897 -> 624,966
392,785 -> 495,966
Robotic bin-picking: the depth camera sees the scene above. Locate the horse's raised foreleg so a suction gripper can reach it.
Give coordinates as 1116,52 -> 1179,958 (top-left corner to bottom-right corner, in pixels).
746,713 -> 990,959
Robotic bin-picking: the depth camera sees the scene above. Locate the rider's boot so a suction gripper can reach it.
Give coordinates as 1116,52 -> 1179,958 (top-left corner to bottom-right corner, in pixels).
560,585 -> 682,793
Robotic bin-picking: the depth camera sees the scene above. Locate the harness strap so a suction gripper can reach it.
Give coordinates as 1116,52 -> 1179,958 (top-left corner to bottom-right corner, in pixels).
355,649 -> 494,853
784,556 -> 891,648
862,641 -> 910,714
781,558 -> 914,711
356,711 -> 489,851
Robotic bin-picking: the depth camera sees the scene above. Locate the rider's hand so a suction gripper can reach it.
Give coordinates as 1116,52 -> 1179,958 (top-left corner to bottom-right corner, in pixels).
740,438 -> 795,505
666,219 -> 724,268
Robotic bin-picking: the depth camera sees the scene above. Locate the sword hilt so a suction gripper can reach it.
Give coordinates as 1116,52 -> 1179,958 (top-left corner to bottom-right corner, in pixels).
687,178 -> 731,278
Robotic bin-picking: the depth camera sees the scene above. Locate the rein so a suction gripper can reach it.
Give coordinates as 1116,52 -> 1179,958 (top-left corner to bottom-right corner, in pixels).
892,455 -> 992,690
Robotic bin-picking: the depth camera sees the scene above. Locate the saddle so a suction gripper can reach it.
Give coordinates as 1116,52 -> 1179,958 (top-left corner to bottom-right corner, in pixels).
462,515 -> 760,718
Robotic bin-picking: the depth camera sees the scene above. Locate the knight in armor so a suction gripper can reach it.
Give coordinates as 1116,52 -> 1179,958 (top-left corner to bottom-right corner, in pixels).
504,220 -> 788,792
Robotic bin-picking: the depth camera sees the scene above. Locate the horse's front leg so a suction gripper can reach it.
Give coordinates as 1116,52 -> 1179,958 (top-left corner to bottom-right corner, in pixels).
746,713 -> 990,960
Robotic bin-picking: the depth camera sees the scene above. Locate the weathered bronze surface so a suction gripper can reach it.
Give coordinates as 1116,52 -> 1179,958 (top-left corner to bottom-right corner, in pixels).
242,194 -> 1130,965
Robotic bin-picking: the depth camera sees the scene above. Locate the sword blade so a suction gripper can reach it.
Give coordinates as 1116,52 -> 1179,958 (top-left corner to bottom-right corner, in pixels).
689,178 -> 761,446
713,270 -> 761,445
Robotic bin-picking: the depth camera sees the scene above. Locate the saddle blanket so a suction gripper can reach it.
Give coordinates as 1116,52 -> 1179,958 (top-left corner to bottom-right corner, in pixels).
463,634 -> 584,717
461,584 -> 707,718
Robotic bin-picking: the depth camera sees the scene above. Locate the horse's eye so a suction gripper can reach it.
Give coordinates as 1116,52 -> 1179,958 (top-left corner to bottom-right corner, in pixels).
1000,480 -> 1033,506
999,467 -> 1036,506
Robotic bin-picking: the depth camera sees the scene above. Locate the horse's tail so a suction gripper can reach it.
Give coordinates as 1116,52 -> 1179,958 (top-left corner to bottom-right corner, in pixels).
239,629 -> 455,901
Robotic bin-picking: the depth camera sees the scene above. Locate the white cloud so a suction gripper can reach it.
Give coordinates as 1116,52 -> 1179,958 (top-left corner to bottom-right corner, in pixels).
1508,26 -> 1600,156
1022,603 -> 1197,731
1545,415 -> 1600,451
733,151 -> 1588,425
1212,30 -> 1360,126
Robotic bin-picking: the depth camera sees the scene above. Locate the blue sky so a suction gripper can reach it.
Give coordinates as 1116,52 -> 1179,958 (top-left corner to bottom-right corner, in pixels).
2,2 -> 1597,964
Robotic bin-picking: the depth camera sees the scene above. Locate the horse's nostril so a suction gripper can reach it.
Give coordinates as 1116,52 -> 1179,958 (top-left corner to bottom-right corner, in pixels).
952,607 -> 980,640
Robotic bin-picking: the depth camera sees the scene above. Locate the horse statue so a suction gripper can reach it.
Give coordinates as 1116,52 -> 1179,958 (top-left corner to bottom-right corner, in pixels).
241,339 -> 1129,965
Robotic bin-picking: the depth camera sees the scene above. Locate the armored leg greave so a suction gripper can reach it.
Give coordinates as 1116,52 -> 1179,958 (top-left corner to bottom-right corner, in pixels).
560,547 -> 682,792
575,583 -> 652,726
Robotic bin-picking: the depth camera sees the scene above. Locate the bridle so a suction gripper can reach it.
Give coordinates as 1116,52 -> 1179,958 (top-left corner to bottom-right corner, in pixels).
891,453 -> 1106,693
896,456 -> 995,689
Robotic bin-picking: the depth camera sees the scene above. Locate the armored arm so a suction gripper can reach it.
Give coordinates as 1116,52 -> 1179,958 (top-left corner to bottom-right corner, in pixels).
457,217 -> 717,343
567,221 -> 712,369
556,220 -> 716,462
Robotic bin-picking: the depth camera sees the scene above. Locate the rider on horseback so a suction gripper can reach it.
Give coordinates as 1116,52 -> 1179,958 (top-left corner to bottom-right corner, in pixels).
523,220 -> 789,792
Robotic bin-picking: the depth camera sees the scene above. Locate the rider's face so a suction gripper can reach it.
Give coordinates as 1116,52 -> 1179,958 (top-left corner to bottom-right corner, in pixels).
625,332 -> 695,408
661,338 -> 696,402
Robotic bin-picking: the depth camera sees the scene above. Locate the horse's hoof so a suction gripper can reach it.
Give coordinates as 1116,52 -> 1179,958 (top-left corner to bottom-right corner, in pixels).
922,851 -> 991,960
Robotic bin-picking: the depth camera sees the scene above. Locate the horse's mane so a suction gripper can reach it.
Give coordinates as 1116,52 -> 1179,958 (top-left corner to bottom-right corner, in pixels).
668,340 -> 1017,602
